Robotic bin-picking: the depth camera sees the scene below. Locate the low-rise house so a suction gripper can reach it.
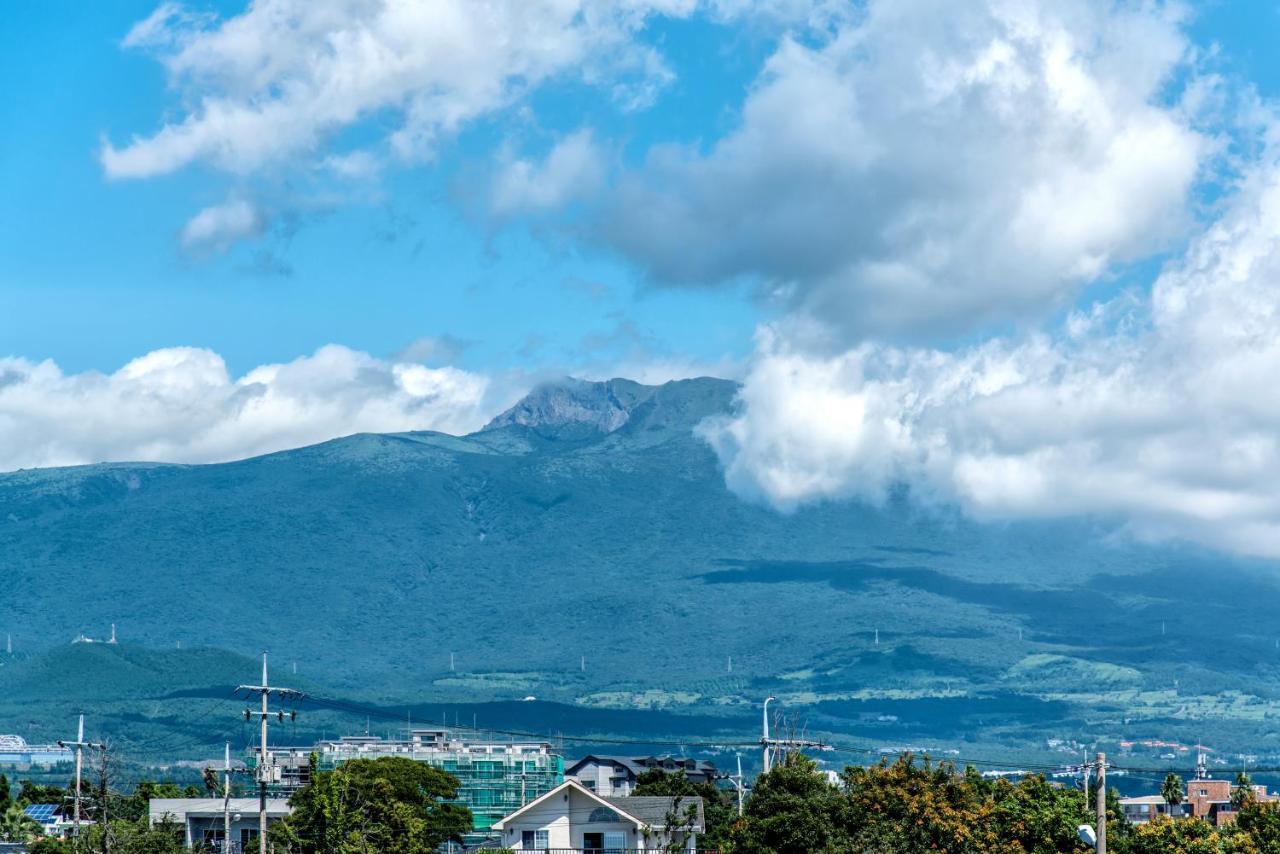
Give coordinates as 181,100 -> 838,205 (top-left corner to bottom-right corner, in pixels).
1119,795 -> 1185,824
565,755 -> 717,796
491,779 -> 704,851
21,803 -> 81,838
148,797 -> 292,853
1185,778 -> 1278,826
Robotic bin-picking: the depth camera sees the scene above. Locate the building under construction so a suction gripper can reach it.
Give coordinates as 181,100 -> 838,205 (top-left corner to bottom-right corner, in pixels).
254,728 -> 563,840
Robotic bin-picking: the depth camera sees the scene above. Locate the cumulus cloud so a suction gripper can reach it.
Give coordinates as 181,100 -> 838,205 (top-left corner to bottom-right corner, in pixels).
0,345 -> 513,471
489,129 -> 606,216
102,0 -> 691,181
701,140 -> 1280,558
603,0 -> 1207,337
180,197 -> 263,252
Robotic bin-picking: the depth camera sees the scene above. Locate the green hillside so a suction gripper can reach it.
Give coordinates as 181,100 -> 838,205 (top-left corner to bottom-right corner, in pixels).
4,377 -> 1280,765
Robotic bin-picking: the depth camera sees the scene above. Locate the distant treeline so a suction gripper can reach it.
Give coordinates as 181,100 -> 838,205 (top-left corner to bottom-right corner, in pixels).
10,754 -> 1280,852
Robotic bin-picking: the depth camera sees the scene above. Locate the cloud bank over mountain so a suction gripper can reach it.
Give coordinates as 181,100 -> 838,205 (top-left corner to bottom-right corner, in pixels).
0,346 -> 501,470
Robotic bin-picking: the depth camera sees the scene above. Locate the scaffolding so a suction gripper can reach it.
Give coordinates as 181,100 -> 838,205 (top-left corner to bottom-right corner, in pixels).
254,728 -> 564,838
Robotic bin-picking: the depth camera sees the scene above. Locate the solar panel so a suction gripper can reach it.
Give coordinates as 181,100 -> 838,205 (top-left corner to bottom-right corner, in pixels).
24,804 -> 57,821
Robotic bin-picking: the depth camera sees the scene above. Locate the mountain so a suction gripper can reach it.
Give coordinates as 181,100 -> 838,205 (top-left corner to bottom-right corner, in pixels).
4,376 -> 1280,764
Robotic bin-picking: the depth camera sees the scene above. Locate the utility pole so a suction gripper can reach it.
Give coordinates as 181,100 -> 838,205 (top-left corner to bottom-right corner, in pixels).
58,714 -> 104,841
238,652 -> 301,854
761,697 -> 774,773
1095,752 -> 1107,854
734,755 -> 745,816
223,742 -> 232,853
760,697 -> 825,774
96,741 -> 112,854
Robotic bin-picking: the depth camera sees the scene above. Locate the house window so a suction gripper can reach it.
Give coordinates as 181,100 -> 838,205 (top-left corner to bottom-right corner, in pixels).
604,831 -> 626,851
588,807 -> 621,822
522,829 -> 549,850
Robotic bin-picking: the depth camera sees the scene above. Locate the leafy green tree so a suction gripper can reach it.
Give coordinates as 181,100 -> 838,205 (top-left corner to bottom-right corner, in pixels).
0,773 -> 10,810
0,802 -> 42,842
76,817 -> 186,854
1234,773 -> 1258,810
114,781 -> 199,824
632,767 -> 735,849
840,755 -> 1008,854
270,755 -> 471,854
729,753 -> 849,854
1230,800 -> 1280,854
1162,774 -> 1184,816
28,838 -> 71,854
18,780 -> 67,805
988,772 -> 1094,853
1116,816 -> 1238,854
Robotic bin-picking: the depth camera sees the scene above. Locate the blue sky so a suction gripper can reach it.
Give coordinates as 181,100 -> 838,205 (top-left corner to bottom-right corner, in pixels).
0,1 -> 774,376
7,0 -> 1280,559
1,1 -> 1277,375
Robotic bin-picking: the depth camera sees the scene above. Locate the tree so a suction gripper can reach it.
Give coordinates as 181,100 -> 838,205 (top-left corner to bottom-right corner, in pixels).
1234,773 -> 1258,810
77,817 -> 186,854
1231,800 -> 1280,854
0,802 -> 42,842
271,755 -> 471,854
115,781 -> 201,824
1118,816 -> 1236,854
632,767 -> 735,849
729,753 -> 849,854
0,773 -> 10,810
988,772 -> 1095,853
840,756 -> 1009,854
1162,774 -> 1184,817
18,780 -> 67,805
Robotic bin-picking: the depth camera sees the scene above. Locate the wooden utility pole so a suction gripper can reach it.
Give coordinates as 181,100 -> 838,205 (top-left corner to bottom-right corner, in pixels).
1096,752 -> 1107,854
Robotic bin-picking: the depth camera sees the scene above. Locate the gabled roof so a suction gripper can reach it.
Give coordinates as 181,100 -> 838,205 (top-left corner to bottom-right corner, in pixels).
603,795 -> 705,832
491,779 -> 704,833
492,780 -> 646,830
565,754 -> 717,778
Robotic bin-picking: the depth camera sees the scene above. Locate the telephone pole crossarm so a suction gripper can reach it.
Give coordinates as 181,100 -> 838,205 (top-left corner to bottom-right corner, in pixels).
237,653 -> 300,854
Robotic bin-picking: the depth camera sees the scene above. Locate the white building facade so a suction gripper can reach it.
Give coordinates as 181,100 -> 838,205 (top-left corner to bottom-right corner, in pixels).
492,780 -> 704,852
149,797 -> 292,853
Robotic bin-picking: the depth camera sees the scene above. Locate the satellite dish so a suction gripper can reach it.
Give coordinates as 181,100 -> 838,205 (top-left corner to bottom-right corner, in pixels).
1077,824 -> 1097,849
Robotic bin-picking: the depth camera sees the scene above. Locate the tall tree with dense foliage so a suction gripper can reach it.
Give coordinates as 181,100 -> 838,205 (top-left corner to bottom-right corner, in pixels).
271,755 -> 471,854
728,753 -> 850,853
632,767 -> 735,849
1162,774 -> 1184,816
0,802 -> 41,842
0,773 -> 10,810
18,780 -> 66,805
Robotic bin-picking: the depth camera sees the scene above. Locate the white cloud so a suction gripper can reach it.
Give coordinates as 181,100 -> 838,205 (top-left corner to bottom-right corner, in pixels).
603,0 -> 1207,337
701,140 -> 1280,558
180,197 -> 263,252
102,0 -> 691,181
489,129 -> 607,216
0,345 -> 513,471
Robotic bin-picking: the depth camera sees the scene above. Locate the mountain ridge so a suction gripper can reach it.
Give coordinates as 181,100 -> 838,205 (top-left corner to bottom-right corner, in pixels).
4,376 -> 1280,761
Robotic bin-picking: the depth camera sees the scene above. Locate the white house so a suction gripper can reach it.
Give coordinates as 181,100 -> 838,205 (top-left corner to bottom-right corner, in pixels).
149,798 -> 292,853
491,779 -> 705,851
565,755 -> 719,797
